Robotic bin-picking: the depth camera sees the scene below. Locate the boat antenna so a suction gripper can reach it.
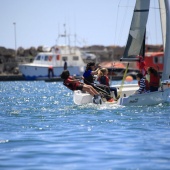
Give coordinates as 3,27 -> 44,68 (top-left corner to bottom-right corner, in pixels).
64,23 -> 67,46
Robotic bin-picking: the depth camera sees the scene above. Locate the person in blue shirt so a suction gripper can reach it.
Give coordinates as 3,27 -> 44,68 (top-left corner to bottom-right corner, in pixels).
83,62 -> 114,102
83,62 -> 100,85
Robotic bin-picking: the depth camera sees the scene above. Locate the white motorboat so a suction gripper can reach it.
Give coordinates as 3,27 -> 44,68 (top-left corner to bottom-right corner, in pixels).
19,46 -> 86,80
73,0 -> 170,106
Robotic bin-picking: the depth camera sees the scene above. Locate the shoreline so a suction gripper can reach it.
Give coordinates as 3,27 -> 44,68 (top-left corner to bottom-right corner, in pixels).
0,74 -> 63,82
0,74 -> 25,81
0,74 -> 124,82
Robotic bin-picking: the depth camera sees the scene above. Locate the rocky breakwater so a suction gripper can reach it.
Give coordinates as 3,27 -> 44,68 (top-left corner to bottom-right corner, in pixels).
0,46 -> 48,75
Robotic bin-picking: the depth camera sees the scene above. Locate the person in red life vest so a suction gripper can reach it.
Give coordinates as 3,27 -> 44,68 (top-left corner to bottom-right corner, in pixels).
138,55 -> 147,76
146,67 -> 161,92
60,70 -> 102,104
135,73 -> 150,94
97,68 -> 119,101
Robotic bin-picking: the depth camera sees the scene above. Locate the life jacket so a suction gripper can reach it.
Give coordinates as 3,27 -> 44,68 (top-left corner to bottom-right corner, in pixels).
98,75 -> 109,86
149,73 -> 160,87
63,76 -> 80,91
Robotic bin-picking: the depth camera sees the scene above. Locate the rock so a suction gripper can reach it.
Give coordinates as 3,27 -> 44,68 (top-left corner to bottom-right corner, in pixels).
37,46 -> 44,52
29,46 -> 37,56
0,47 -> 6,56
17,47 -> 25,56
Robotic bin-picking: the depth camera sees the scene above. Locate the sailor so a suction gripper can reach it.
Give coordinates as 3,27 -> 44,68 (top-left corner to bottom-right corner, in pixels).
146,67 -> 161,92
135,73 -> 150,94
83,62 -> 115,102
97,68 -> 119,101
83,62 -> 100,85
138,55 -> 147,76
60,70 -> 102,104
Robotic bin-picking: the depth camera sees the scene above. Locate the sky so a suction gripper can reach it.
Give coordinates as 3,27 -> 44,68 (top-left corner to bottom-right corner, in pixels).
0,0 -> 162,49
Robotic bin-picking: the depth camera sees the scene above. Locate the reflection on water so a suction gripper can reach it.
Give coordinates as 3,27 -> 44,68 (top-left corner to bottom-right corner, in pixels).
0,81 -> 170,170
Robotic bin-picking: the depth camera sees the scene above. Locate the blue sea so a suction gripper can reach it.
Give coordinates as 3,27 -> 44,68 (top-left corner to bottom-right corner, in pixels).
0,81 -> 170,170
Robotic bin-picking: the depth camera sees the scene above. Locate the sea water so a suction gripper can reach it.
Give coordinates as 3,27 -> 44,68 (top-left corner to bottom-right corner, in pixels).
0,81 -> 170,170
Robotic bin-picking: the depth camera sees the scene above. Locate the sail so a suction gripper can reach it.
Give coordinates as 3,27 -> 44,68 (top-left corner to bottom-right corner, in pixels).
162,0 -> 170,81
159,0 -> 166,50
121,0 -> 150,61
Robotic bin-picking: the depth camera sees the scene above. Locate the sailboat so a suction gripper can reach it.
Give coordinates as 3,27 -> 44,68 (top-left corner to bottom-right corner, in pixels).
73,0 -> 170,106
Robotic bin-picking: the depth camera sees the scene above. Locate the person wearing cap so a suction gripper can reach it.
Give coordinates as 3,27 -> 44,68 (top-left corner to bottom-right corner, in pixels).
83,62 -> 100,85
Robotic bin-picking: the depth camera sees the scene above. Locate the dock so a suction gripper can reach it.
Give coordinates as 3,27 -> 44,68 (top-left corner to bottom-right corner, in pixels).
0,74 -> 25,81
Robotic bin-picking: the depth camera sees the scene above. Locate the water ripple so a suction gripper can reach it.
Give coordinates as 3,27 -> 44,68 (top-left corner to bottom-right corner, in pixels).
0,81 -> 170,170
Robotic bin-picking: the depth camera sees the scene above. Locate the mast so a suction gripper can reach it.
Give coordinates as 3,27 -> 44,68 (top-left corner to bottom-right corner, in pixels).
140,30 -> 146,58
158,0 -> 166,50
162,0 -> 170,81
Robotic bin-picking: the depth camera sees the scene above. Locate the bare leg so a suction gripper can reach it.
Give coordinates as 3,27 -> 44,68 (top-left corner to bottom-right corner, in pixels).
83,85 -> 99,96
88,86 -> 99,95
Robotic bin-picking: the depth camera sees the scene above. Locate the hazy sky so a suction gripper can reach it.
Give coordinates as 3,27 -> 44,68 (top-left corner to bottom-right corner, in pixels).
0,0 -> 162,49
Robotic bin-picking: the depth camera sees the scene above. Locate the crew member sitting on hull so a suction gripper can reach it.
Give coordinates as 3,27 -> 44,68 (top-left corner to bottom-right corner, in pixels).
83,62 -> 100,85
97,68 -> 119,101
146,67 -> 161,92
135,73 -> 150,94
83,62 -> 113,102
60,70 -> 102,104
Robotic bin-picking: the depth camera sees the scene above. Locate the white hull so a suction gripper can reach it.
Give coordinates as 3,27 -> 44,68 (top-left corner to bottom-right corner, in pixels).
73,84 -> 170,106
73,91 -> 93,105
19,64 -> 84,80
19,46 -> 86,80
114,84 -> 139,97
117,91 -> 164,106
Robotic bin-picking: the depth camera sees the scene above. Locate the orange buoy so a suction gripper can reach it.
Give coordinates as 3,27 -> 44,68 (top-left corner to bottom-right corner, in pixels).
125,75 -> 133,82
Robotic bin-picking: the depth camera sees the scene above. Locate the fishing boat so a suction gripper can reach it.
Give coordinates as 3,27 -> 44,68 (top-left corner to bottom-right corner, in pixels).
19,46 -> 86,80
73,0 -> 170,106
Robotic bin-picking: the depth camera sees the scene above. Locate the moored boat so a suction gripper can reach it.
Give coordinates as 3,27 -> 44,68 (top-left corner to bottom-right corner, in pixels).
19,46 -> 86,80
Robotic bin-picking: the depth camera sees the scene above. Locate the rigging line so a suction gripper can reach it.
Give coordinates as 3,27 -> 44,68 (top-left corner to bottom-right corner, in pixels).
110,0 -> 121,85
118,63 -> 129,97
113,0 -> 121,46
117,0 -> 130,46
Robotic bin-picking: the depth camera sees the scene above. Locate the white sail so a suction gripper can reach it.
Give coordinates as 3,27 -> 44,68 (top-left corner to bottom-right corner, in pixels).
122,0 -> 150,61
159,0 -> 166,50
162,0 -> 170,81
